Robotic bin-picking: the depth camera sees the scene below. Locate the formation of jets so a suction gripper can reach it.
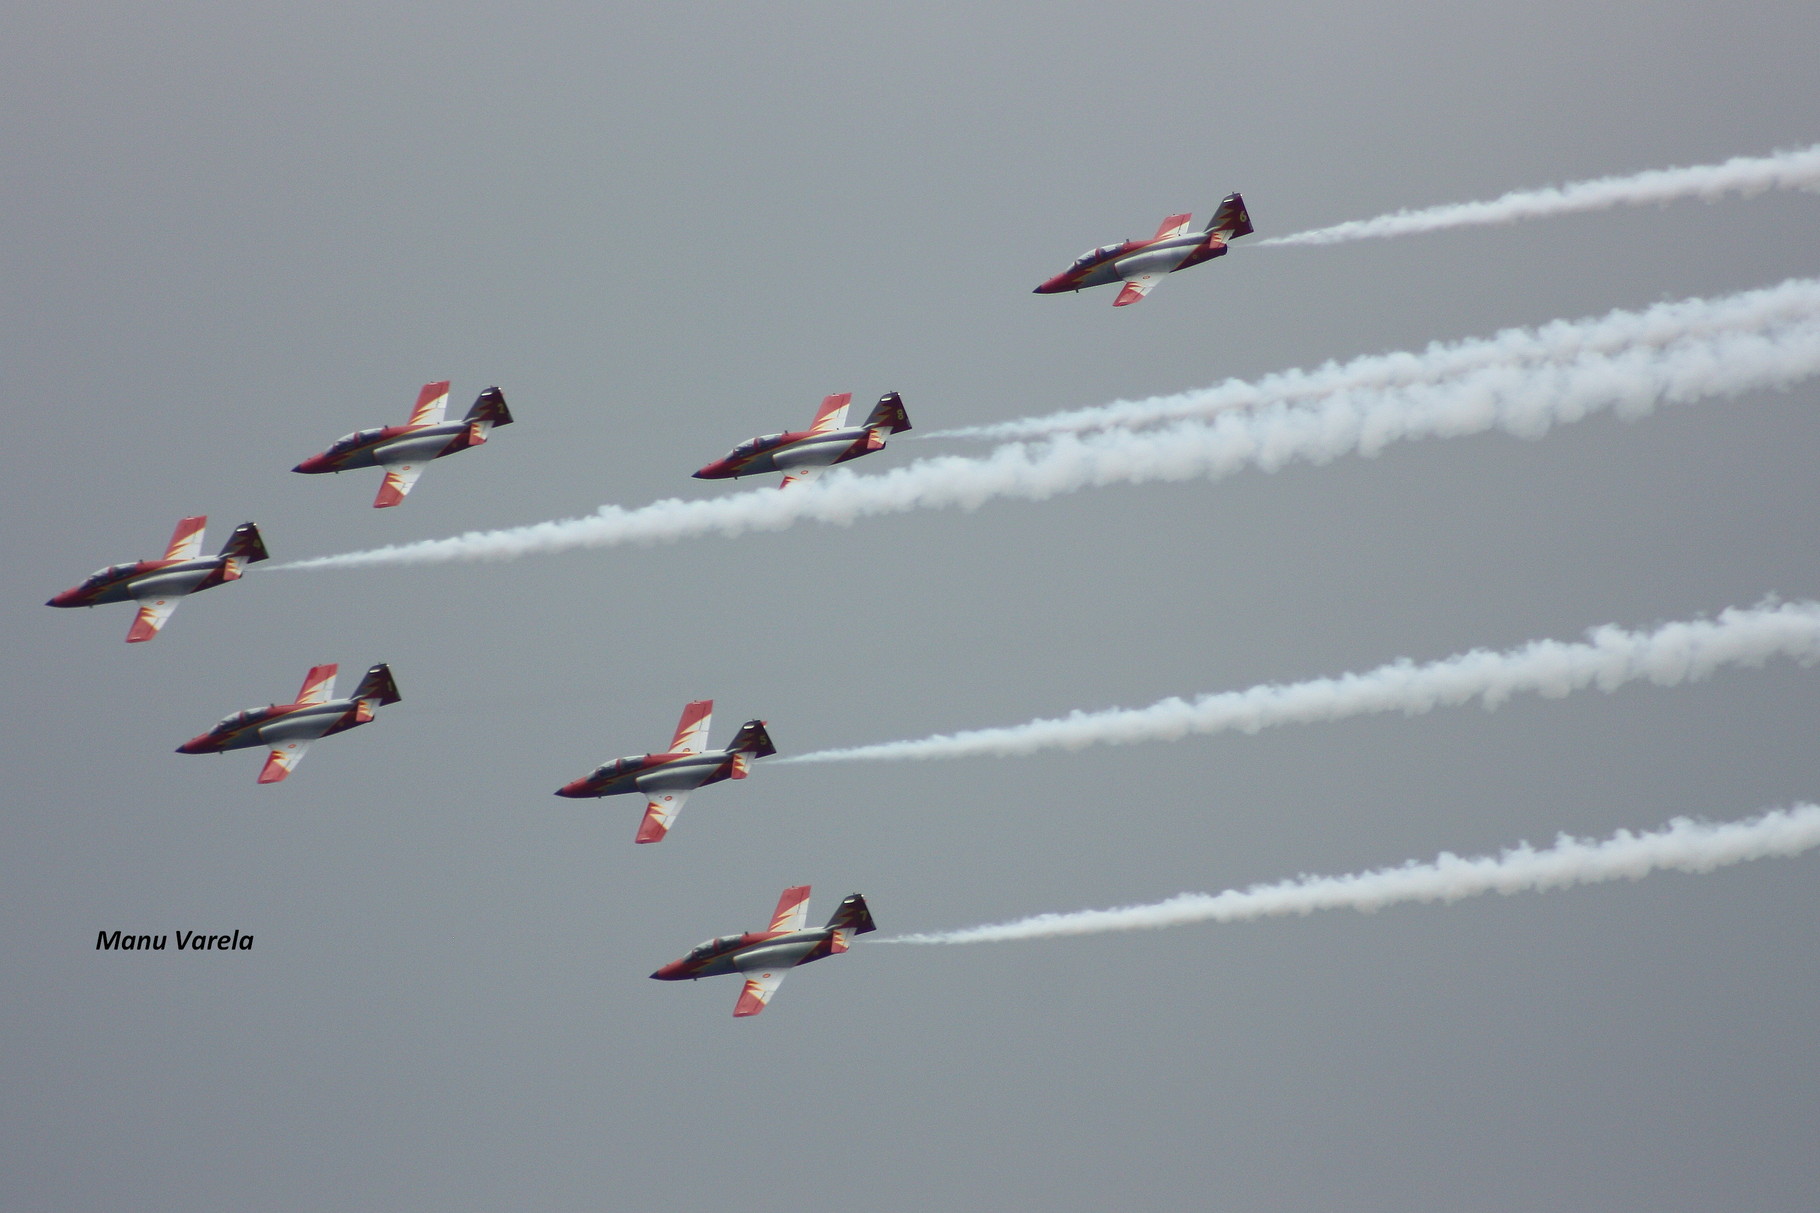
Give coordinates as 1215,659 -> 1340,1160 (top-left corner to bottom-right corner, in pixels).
555,700 -> 777,843
51,189 -> 1249,1014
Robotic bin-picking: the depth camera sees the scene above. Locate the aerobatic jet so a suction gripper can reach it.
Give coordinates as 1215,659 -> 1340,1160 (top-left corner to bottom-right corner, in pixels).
293,381 -> 513,507
177,662 -> 401,783
47,516 -> 268,643
694,391 -> 910,488
554,699 -> 776,843
651,885 -> 877,1017
1034,192 -> 1254,306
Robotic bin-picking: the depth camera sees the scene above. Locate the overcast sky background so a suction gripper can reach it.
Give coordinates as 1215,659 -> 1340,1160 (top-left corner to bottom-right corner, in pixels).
5,4 -> 1819,1210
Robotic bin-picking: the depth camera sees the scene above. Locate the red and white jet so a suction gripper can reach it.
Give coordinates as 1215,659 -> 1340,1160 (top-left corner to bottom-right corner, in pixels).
293,381 -> 514,507
177,662 -> 401,783
47,516 -> 269,643
1034,192 -> 1254,306
554,700 -> 777,843
694,391 -> 911,488
651,885 -> 877,1017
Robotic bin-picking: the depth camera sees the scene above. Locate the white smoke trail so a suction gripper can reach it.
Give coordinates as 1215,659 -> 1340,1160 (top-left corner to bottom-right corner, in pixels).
932,277 -> 1820,441
782,602 -> 1820,764
275,280 -> 1820,572
889,805 -> 1820,944
1259,143 -> 1820,248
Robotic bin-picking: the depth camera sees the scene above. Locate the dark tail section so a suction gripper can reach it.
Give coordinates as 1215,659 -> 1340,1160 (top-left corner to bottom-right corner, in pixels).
353,663 -> 402,705
1207,192 -> 1254,240
217,522 -> 269,564
726,719 -> 778,758
463,387 -> 514,428
825,893 -> 877,935
862,391 -> 911,435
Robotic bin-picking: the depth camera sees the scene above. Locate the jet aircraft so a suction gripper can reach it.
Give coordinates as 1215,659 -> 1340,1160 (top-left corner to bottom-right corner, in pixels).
694,391 -> 910,488
177,662 -> 401,783
555,700 -> 776,842
1034,192 -> 1254,306
293,381 -> 514,507
47,516 -> 269,642
651,885 -> 877,1017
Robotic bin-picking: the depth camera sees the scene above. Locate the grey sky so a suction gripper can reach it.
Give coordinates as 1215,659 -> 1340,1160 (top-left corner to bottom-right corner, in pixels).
5,4 -> 1819,1210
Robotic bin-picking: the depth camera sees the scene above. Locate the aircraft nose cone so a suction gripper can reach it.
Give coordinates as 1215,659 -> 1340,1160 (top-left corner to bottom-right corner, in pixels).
46,588 -> 77,607
554,779 -> 590,798
693,461 -> 727,479
292,454 -> 329,474
175,734 -> 213,754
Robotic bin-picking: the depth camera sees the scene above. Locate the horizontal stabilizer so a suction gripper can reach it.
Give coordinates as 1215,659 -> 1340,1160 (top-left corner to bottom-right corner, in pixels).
163,516 -> 208,561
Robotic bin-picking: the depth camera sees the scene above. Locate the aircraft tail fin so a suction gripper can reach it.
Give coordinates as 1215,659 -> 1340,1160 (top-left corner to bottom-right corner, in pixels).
725,719 -> 777,759
216,522 -> 269,564
824,893 -> 877,935
352,662 -> 402,706
862,391 -> 911,435
1206,192 -> 1254,240
462,386 -> 514,428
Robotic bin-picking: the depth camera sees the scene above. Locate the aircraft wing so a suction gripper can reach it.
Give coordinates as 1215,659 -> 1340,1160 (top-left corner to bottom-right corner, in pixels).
125,596 -> 182,644
669,700 -> 713,754
258,739 -> 311,784
1152,212 -> 1195,240
769,885 -> 812,932
406,380 -> 452,426
373,460 -> 430,508
635,788 -> 691,844
779,465 -> 823,489
163,516 -> 208,561
1113,276 -> 1161,307
733,966 -> 788,1017
805,392 -> 854,436
296,664 -> 340,706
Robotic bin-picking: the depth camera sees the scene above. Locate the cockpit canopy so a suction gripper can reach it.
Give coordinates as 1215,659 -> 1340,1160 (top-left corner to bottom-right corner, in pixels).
1071,243 -> 1126,269
213,707 -> 268,731
329,427 -> 387,454
731,433 -> 783,456
592,756 -> 640,779
86,562 -> 140,585
688,934 -> 745,959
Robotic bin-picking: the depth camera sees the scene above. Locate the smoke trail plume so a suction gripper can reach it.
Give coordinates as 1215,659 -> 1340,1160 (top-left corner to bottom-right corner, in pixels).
275,280 -> 1820,572
782,602 -> 1820,764
1260,143 -> 1820,248
890,805 -> 1820,944
932,277 -> 1820,441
